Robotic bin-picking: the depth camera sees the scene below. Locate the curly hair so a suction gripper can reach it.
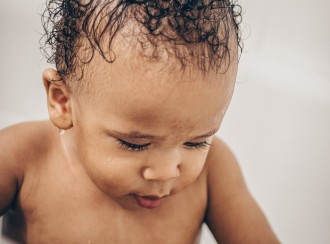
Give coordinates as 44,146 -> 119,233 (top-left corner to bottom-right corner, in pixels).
41,0 -> 242,82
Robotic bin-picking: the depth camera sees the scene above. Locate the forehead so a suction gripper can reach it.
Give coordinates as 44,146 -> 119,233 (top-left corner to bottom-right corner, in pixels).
82,31 -> 237,95
77,36 -> 237,133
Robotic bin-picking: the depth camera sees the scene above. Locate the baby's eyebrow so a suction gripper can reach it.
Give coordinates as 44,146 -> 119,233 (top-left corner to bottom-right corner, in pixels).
112,128 -> 218,141
114,131 -> 162,140
191,129 -> 218,140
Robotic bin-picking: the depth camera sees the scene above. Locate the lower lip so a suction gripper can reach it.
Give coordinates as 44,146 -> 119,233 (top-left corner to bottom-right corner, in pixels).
134,195 -> 164,209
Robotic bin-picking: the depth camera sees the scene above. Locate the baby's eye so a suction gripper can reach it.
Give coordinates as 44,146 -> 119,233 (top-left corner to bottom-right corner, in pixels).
117,139 -> 151,152
183,141 -> 211,150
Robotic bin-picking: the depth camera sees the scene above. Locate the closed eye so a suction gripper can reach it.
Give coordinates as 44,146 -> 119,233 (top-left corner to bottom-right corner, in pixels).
117,139 -> 210,152
183,141 -> 211,150
117,139 -> 151,152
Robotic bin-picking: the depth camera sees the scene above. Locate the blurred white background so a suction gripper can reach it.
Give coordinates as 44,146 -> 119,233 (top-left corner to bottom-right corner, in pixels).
1,0 -> 330,243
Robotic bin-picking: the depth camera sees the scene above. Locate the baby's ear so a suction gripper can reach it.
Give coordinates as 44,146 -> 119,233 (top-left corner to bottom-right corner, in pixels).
43,68 -> 73,130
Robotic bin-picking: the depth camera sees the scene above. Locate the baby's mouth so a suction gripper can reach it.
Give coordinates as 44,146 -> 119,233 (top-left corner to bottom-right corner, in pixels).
133,194 -> 168,209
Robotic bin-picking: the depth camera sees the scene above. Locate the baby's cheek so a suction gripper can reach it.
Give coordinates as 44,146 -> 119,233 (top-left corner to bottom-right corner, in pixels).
182,151 -> 208,172
85,154 -> 142,195
178,156 -> 206,187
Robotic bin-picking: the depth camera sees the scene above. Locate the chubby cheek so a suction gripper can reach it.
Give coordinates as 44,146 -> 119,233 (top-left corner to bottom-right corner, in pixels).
174,151 -> 209,193
74,136 -> 142,197
83,154 -> 142,197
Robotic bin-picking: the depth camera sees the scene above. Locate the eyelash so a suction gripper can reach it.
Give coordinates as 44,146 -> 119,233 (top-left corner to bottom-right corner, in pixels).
183,141 -> 211,150
117,139 -> 211,152
118,139 -> 151,152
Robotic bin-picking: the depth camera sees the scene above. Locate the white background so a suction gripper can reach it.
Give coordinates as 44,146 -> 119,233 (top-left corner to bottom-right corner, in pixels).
1,0 -> 330,243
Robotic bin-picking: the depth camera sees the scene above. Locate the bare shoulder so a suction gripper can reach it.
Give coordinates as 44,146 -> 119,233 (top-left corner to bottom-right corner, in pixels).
204,136 -> 280,243
0,121 -> 56,165
0,121 -> 55,215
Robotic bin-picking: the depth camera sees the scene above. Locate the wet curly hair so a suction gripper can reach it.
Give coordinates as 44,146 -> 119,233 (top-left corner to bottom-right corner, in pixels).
41,0 -> 242,82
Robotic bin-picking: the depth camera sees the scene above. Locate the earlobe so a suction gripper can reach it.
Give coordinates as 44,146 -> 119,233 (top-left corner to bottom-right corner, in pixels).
43,68 -> 73,130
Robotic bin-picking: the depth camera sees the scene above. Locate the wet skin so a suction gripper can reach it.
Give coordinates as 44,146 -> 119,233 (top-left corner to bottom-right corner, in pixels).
0,33 -> 279,243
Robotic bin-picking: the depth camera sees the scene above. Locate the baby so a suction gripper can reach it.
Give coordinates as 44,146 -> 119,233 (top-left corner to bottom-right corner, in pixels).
0,0 -> 279,243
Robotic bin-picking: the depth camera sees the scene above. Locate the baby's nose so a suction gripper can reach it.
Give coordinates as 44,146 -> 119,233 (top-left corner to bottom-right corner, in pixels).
142,163 -> 180,181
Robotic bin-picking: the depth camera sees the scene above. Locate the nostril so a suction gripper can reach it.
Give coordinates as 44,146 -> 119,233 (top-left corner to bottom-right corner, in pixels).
177,164 -> 181,172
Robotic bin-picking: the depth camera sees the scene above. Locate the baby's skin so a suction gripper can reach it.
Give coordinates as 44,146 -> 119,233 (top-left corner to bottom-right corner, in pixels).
0,25 -> 279,243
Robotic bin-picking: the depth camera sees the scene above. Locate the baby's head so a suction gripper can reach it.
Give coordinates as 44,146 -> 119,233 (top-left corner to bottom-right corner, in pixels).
41,0 -> 242,208
41,0 -> 241,86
